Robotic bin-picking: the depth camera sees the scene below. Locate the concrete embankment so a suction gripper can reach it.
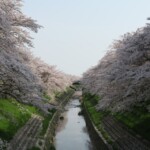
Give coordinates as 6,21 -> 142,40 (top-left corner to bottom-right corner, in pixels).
82,101 -> 150,150
82,102 -> 111,150
42,89 -> 75,150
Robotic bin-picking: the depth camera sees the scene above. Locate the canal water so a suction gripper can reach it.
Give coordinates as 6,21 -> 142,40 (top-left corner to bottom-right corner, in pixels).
54,99 -> 95,150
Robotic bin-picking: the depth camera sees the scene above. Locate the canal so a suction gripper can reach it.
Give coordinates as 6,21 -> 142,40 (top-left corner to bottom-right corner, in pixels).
54,98 -> 95,150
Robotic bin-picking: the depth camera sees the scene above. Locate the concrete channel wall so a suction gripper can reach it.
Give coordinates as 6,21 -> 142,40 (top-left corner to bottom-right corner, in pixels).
43,90 -> 75,150
82,102 -> 112,150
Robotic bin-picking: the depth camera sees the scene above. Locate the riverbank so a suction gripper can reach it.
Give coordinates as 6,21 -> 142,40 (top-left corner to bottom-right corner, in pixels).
41,88 -> 75,150
82,93 -> 150,150
82,101 -> 110,150
3,87 -> 74,150
0,98 -> 40,150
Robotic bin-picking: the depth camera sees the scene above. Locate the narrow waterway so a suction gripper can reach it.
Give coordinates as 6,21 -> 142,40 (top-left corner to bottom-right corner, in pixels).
54,99 -> 95,150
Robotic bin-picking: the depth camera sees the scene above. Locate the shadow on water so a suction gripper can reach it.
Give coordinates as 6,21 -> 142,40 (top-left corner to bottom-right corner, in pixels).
54,99 -> 95,150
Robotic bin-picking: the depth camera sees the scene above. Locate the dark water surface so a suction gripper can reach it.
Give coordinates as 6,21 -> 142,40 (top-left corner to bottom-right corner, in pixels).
54,99 -> 95,150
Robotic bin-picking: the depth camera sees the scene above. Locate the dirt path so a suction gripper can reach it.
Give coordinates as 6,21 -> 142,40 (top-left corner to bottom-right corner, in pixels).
7,115 -> 43,150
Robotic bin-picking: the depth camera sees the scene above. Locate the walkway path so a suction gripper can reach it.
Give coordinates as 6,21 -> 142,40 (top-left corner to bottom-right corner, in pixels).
102,116 -> 150,150
8,115 -> 43,150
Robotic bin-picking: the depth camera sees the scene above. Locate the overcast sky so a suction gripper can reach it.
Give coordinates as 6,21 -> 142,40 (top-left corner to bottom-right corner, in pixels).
23,0 -> 150,76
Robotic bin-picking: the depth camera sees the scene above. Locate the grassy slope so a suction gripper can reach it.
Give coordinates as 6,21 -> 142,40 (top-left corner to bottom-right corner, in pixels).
83,93 -> 150,142
114,101 -> 150,141
0,98 -> 39,140
83,93 -> 111,143
0,87 -> 74,143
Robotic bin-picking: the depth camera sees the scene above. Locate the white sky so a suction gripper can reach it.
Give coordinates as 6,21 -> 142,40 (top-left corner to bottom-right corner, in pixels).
23,0 -> 150,76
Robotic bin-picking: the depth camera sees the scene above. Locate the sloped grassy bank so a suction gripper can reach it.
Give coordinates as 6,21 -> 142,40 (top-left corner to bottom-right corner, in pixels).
82,93 -> 150,147
82,93 -> 111,150
0,98 -> 39,141
0,98 -> 40,149
114,101 -> 150,141
0,87 -> 75,150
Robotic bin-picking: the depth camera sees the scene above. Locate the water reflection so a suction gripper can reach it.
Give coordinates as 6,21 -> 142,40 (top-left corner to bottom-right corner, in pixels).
54,99 -> 95,150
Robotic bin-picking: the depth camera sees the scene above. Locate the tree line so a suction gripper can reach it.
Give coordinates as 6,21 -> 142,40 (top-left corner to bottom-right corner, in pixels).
0,0 -> 76,114
82,21 -> 150,112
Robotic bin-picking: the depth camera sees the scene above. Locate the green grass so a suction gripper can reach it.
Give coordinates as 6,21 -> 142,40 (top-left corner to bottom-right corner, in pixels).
83,93 -> 111,143
84,99 -> 102,126
0,87 -> 74,143
83,93 -> 107,125
40,108 -> 56,136
55,88 -> 74,102
114,101 -> 150,141
43,93 -> 52,101
0,98 -> 39,140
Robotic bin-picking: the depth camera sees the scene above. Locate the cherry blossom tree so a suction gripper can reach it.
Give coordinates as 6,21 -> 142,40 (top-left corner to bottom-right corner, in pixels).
0,0 -> 75,114
82,23 -> 150,112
